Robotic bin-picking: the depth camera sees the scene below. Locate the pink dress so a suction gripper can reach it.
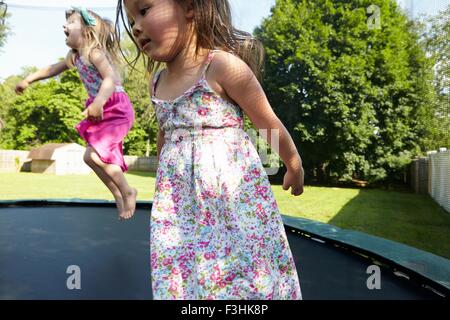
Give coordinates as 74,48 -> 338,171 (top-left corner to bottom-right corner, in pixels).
150,50 -> 302,300
74,53 -> 134,171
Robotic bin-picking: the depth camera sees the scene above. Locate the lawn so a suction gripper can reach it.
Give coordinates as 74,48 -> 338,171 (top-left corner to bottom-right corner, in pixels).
1,172 -> 449,259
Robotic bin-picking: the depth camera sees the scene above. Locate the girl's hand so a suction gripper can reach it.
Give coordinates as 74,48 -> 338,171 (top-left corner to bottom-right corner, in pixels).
15,80 -> 30,95
82,101 -> 104,122
282,167 -> 305,196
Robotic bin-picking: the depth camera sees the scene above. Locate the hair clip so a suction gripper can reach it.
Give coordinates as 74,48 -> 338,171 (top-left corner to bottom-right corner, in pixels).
70,6 -> 97,26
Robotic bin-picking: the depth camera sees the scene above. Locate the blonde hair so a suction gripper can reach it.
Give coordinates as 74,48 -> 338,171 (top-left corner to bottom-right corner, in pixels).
115,0 -> 265,81
66,9 -> 120,68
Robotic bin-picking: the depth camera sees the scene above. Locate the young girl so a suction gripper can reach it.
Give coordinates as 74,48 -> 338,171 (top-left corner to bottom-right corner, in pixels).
15,7 -> 137,220
118,0 -> 304,299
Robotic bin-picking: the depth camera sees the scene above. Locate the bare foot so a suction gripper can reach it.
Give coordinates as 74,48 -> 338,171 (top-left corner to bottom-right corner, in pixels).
119,188 -> 137,220
115,196 -> 127,220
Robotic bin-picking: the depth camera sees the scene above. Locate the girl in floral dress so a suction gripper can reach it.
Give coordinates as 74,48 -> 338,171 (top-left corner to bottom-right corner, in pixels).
118,0 -> 304,299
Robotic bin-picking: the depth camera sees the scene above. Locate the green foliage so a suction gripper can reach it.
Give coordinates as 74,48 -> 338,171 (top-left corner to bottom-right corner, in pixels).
255,0 -> 436,183
420,5 -> 450,149
1,0 -> 444,178
0,9 -> 12,132
0,75 -> 20,131
1,68 -> 86,149
0,5 -> 10,51
0,37 -> 159,156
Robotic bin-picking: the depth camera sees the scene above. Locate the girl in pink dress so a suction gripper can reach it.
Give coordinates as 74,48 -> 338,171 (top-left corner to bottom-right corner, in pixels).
16,7 -> 137,220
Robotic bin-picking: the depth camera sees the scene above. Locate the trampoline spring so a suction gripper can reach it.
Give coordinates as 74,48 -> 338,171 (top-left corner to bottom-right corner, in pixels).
393,271 -> 410,279
310,237 -> 326,244
422,285 -> 446,298
371,260 -> 388,268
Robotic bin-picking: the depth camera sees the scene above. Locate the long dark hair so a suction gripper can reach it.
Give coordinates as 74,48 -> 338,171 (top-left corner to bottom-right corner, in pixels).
115,0 -> 264,80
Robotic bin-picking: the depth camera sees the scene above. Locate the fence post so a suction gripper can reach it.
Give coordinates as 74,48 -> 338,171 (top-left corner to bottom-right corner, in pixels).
427,151 -> 437,199
427,149 -> 449,213
418,157 -> 428,194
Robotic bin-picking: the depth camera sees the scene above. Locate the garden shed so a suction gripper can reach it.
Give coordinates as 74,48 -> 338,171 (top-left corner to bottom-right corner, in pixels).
27,143 -> 91,175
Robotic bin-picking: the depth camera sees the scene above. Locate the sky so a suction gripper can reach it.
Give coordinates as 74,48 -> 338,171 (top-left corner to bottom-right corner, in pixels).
0,0 -> 448,80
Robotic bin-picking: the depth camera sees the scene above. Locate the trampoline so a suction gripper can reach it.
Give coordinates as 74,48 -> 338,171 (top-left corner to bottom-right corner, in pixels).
0,200 -> 448,300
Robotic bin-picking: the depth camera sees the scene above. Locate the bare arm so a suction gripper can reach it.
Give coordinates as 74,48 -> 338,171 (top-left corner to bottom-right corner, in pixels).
82,49 -> 119,121
213,52 -> 304,195
15,52 -> 70,94
89,49 -> 117,108
26,60 -> 69,83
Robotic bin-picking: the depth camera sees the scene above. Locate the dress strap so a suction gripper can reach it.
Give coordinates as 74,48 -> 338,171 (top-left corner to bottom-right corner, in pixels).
201,49 -> 218,80
152,50 -> 217,96
152,70 -> 163,96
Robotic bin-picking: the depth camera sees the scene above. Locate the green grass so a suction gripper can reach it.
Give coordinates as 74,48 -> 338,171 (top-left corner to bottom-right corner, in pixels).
0,171 -> 157,201
272,184 -> 450,259
1,172 -> 449,259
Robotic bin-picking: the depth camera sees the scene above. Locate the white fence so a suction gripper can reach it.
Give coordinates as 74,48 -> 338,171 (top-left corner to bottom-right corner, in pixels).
428,148 -> 450,213
0,149 -> 158,173
124,155 -> 158,172
0,150 -> 30,173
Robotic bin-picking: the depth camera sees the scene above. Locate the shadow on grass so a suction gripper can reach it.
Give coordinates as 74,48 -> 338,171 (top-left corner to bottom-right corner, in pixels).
328,189 -> 450,259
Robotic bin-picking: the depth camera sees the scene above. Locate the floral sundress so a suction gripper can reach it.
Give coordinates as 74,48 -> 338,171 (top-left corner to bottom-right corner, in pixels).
150,50 -> 302,300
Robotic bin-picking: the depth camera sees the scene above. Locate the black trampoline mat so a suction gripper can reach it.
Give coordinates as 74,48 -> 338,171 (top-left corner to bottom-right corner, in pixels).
287,232 -> 437,299
0,206 -> 440,300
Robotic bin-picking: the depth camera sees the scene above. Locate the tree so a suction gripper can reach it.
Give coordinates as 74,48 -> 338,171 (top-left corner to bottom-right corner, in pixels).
0,75 -> 21,135
0,5 -> 12,131
1,68 -> 86,149
0,2 -> 10,51
421,5 -> 450,149
1,38 -> 160,157
255,0 -> 435,184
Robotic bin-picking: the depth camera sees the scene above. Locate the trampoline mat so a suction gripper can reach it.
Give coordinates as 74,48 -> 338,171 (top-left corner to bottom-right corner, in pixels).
0,206 -> 439,299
